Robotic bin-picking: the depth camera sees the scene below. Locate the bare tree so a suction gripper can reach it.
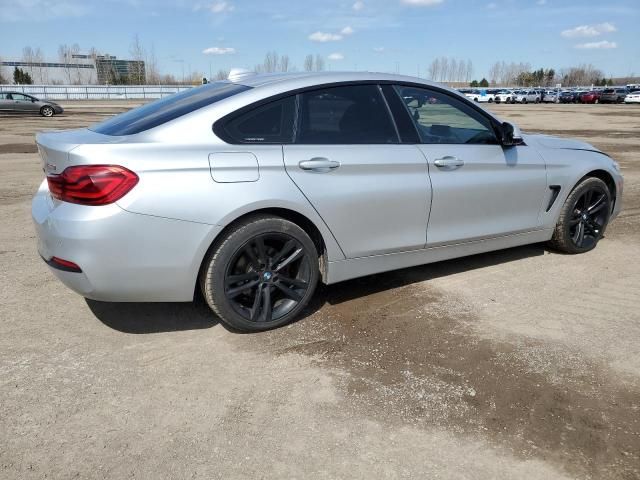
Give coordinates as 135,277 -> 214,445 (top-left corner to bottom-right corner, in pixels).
427,58 -> 440,81
465,59 -> 473,82
0,56 -> 7,84
33,47 -> 46,83
22,47 -> 35,81
314,54 -> 325,72
559,64 -> 603,86
214,69 -> 230,81
279,54 -> 291,72
58,44 -> 74,84
304,54 -> 314,72
263,51 -> 279,73
145,44 -> 160,84
129,34 -> 146,84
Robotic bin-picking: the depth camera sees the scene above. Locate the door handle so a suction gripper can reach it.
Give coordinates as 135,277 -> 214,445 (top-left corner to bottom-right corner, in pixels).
298,157 -> 341,171
434,156 -> 464,168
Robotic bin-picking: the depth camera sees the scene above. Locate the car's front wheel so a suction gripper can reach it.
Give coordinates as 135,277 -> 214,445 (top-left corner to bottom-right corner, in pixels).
549,177 -> 611,254
40,106 -> 54,117
200,215 -> 320,332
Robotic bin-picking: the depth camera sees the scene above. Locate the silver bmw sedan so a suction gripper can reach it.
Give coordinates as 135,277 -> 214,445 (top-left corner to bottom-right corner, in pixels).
32,71 -> 623,331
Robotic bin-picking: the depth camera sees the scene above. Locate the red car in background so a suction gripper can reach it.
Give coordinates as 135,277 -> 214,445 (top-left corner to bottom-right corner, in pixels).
580,91 -> 601,104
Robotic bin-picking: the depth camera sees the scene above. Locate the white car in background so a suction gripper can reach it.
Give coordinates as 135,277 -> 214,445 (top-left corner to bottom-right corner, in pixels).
514,90 -> 541,104
494,90 -> 517,104
624,91 -> 640,104
542,90 -> 560,103
464,89 -> 495,103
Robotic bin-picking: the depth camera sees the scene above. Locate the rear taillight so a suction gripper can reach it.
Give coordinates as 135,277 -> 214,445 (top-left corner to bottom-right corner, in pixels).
48,256 -> 82,273
47,165 -> 138,206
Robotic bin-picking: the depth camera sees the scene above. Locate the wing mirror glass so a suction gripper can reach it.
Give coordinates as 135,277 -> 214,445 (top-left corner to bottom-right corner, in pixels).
500,121 -> 523,146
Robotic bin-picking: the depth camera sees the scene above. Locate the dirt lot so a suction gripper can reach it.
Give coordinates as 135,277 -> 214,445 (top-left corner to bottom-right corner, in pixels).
1,101 -> 639,479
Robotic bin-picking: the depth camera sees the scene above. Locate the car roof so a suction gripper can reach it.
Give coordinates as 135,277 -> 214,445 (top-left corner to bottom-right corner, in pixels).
233,71 -> 452,92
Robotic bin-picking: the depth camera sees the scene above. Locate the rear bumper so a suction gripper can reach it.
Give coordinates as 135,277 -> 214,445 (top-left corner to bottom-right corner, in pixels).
32,180 -> 220,302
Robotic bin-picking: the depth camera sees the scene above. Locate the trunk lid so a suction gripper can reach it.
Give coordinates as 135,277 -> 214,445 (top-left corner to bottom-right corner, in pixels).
36,128 -> 125,174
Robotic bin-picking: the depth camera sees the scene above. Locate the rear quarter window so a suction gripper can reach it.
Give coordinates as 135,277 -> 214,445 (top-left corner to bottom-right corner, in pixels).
90,82 -> 251,136
218,96 -> 296,144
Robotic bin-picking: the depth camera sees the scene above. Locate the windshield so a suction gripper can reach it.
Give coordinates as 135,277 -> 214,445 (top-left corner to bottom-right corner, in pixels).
90,82 -> 251,136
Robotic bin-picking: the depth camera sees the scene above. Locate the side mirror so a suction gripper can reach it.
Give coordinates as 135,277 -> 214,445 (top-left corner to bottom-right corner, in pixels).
500,121 -> 523,146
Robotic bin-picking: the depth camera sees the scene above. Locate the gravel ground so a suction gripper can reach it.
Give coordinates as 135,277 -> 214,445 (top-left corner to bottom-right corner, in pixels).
1,101 -> 639,479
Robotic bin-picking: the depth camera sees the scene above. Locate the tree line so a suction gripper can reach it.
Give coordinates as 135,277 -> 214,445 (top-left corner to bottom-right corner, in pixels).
3,45 -> 635,87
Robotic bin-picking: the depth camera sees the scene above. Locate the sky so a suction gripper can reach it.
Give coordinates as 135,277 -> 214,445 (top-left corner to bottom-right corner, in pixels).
1,0 -> 638,80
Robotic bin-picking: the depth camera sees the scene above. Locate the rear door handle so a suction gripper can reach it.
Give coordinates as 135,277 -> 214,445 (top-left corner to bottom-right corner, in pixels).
433,156 -> 464,168
298,157 -> 341,171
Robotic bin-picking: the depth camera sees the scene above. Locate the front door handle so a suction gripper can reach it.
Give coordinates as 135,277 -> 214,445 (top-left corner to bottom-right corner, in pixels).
433,156 -> 464,168
298,157 -> 341,171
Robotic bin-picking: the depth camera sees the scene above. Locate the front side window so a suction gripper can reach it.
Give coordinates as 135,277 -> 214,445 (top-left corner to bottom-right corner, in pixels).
394,86 -> 498,145
221,96 -> 295,143
297,85 -> 398,144
90,82 -> 251,136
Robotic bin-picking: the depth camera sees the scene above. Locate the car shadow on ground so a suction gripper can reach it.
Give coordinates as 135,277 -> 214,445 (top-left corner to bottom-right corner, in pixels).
88,243 -> 545,334
86,296 -> 219,334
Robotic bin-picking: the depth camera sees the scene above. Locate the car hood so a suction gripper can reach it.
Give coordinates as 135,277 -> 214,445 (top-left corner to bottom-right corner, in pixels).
523,133 -> 603,154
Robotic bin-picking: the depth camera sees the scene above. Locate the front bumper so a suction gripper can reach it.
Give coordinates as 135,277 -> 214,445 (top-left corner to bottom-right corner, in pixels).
32,180 -> 220,302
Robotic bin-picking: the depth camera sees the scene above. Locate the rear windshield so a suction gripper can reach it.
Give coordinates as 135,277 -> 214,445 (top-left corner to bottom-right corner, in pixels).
90,82 -> 251,136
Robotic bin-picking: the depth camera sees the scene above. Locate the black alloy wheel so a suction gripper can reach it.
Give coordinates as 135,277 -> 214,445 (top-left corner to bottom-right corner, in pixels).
567,186 -> 609,249
224,233 -> 312,323
200,215 -> 319,332
549,177 -> 611,254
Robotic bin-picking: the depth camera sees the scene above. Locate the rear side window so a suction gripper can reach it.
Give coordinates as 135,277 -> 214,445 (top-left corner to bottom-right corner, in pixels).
220,96 -> 295,143
297,85 -> 398,144
90,82 -> 251,136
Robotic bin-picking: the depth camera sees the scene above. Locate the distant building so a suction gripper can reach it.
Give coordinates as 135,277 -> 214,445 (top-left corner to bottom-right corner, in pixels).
0,54 -> 145,85
0,59 -> 96,84
95,55 -> 146,85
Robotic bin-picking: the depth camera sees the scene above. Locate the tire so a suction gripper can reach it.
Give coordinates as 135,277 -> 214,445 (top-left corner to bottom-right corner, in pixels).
488,98 -> 493,103
40,106 -> 54,117
522,98 -> 527,104
200,215 -> 320,332
548,177 -> 612,254
495,98 -> 501,104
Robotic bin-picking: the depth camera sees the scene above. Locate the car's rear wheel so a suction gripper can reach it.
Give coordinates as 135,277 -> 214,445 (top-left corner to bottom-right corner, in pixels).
200,215 -> 319,332
522,98 -> 528,104
40,106 -> 54,117
549,177 -> 611,254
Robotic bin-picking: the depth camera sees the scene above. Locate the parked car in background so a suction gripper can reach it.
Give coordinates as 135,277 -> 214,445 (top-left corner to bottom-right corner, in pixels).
31,71 -> 623,331
600,88 -> 627,104
514,90 -> 540,104
559,91 -> 579,103
0,92 -> 63,117
542,90 -> 559,103
464,89 -> 495,103
624,91 -> 640,104
579,91 -> 601,104
494,90 -> 517,104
